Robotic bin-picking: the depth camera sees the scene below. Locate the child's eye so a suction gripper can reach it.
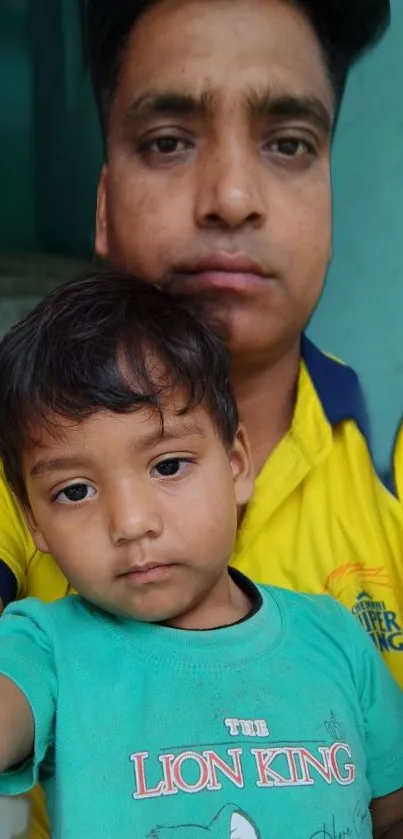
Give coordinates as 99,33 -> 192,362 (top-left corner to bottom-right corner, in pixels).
152,458 -> 192,478
53,483 -> 96,504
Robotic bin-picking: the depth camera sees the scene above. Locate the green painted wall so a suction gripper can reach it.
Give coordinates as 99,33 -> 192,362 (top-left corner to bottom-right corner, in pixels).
0,0 -> 101,256
309,0 -> 403,469
0,0 -> 35,250
0,0 -> 402,470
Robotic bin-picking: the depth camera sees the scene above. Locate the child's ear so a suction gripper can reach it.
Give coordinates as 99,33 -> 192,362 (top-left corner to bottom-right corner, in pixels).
230,425 -> 254,507
22,506 -> 51,555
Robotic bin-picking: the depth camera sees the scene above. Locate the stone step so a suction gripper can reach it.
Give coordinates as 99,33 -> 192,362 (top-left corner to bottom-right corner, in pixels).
0,250 -> 94,335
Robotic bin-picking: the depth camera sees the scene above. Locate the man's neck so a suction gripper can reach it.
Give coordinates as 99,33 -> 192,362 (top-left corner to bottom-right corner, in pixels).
231,341 -> 301,477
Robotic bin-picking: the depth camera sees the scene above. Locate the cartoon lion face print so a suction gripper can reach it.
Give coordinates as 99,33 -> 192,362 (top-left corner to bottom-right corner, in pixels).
147,803 -> 260,838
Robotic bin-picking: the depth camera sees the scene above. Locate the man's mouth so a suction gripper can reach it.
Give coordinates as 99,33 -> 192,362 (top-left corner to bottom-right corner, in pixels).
170,252 -> 272,293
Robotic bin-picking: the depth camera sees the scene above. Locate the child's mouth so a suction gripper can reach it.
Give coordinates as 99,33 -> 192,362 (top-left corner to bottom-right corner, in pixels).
119,562 -> 177,585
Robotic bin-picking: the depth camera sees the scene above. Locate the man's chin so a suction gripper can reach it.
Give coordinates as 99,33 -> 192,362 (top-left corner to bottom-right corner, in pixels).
144,276 -> 292,366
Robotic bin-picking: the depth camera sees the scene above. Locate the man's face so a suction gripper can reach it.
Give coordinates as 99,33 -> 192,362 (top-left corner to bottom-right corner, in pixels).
96,0 -> 333,365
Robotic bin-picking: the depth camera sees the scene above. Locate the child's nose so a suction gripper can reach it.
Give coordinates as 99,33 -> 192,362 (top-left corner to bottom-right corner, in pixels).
107,481 -> 163,546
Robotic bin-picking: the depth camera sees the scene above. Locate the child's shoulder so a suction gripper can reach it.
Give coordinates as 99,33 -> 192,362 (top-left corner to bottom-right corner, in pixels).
258,582 -> 345,619
258,583 -> 366,659
4,594 -> 108,636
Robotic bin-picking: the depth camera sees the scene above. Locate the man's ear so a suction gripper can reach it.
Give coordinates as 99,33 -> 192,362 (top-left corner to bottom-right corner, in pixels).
23,506 -> 51,555
230,425 -> 254,508
95,165 -> 109,259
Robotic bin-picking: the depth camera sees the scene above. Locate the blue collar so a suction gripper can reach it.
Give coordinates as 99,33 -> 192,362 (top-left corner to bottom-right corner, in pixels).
301,335 -> 370,444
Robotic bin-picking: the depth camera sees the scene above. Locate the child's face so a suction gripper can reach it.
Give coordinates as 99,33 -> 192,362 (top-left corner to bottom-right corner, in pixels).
21,396 -> 253,625
96,0 -> 333,365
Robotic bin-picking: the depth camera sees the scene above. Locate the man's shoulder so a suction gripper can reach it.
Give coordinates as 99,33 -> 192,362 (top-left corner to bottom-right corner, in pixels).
302,338 -> 398,498
302,337 -> 370,443
0,463 -> 70,608
391,420 -> 403,499
0,464 -> 37,606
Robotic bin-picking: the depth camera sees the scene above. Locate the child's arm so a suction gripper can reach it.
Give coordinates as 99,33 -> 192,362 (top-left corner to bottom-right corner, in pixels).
0,599 -> 57,796
333,601 -> 403,837
0,675 -> 34,771
371,788 -> 403,837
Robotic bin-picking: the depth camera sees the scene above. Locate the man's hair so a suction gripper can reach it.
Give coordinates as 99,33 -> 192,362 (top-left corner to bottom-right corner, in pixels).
0,272 -> 238,505
86,0 -> 390,141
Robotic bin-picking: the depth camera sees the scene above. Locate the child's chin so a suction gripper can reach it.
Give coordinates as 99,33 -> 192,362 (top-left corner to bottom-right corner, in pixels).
106,599 -> 188,626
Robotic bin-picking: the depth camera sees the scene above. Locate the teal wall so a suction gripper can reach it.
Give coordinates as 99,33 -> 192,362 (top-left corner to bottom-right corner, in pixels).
0,0 -> 402,470
0,0 -> 101,256
308,0 -> 403,469
0,0 -> 35,250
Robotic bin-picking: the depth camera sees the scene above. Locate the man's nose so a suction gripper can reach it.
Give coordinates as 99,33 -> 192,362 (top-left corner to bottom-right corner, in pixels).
194,140 -> 267,231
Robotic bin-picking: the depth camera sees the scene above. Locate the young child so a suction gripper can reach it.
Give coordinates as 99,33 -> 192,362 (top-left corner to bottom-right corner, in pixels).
0,273 -> 402,839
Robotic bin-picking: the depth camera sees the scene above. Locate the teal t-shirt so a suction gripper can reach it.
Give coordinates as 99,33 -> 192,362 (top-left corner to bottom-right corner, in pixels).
0,580 -> 403,838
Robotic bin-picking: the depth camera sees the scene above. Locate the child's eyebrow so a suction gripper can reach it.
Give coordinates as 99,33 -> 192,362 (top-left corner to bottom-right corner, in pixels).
133,421 -> 206,453
30,457 -> 92,479
29,422 -> 205,478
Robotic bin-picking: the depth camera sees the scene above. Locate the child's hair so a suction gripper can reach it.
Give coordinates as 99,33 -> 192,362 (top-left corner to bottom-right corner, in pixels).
86,0 -> 390,142
0,272 -> 238,506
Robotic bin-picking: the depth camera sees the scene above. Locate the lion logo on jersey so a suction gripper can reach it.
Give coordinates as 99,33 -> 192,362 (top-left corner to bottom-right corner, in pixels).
147,803 -> 260,838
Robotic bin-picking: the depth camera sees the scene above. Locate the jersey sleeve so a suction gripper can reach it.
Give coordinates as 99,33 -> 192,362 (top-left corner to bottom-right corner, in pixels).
392,420 -> 403,501
0,465 -> 37,606
0,599 -> 57,795
337,601 -> 403,799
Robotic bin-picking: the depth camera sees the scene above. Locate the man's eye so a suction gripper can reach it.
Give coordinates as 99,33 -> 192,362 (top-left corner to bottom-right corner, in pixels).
152,458 -> 191,478
146,136 -> 191,154
267,138 -> 314,157
54,484 -> 96,504
139,135 -> 194,156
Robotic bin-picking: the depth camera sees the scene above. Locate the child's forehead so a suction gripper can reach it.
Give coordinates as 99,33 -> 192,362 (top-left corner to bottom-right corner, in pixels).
22,399 -> 217,471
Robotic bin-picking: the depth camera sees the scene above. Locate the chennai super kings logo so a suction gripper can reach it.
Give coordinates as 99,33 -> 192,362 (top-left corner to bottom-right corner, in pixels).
352,591 -> 403,653
324,563 -> 403,653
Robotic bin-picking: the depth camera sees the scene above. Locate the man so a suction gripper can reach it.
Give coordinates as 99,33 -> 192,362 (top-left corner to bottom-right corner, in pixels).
0,1 -> 401,836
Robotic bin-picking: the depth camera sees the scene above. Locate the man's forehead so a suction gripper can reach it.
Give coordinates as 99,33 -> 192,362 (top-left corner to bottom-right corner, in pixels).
115,0 -> 333,110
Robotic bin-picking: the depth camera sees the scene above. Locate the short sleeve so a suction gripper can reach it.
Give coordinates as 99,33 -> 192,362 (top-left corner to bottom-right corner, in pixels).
0,599 -> 57,794
0,465 -> 37,604
337,601 -> 403,798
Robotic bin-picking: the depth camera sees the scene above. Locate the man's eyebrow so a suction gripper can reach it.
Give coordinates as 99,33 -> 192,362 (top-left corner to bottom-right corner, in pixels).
30,457 -> 91,479
246,91 -> 333,134
123,90 -> 216,124
123,87 -> 332,133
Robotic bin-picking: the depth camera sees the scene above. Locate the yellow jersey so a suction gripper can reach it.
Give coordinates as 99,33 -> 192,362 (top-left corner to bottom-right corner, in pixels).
0,338 -> 403,839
